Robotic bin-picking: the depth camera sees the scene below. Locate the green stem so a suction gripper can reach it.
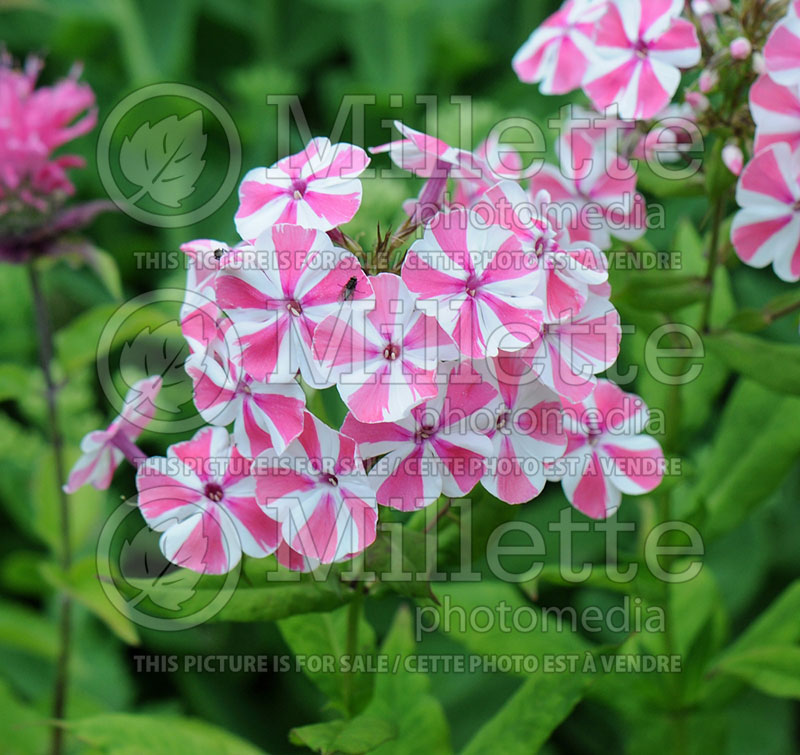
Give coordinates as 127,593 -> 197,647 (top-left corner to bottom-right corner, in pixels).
28,263 -> 71,755
700,195 -> 726,333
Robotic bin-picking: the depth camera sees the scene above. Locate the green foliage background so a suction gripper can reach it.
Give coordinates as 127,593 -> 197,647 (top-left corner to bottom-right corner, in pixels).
1,0 -> 799,753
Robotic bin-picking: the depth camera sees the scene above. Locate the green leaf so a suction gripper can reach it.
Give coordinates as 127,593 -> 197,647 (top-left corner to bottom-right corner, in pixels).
427,582 -> 588,672
40,557 -> 139,645
704,332 -> 800,395
0,363 -> 37,402
67,713 -> 265,754
636,162 -> 705,198
119,112 -> 207,208
686,381 -> 800,536
363,528 -> 436,599
0,678 -> 48,755
278,603 -> 375,716
290,717 -> 396,754
717,646 -> 800,699
461,668 -> 586,755
614,273 -> 708,312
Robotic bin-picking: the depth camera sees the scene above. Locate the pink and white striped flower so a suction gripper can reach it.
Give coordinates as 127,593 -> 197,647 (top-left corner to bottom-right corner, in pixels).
342,361 -> 497,511
180,239 -> 232,295
402,209 -> 543,359
731,142 -> 800,282
529,146 -> 646,250
512,0 -> 606,95
475,181 -> 609,321
214,224 -> 373,385
556,380 -> 664,519
235,137 -> 369,241
185,348 -> 305,456
583,0 -> 701,120
136,427 -> 278,575
477,357 -> 567,504
451,134 -> 523,209
750,74 -> 800,154
254,412 -> 377,563
313,273 -> 456,424
64,375 -> 161,493
180,298 -> 231,357
764,1 -> 800,88
525,293 -> 621,402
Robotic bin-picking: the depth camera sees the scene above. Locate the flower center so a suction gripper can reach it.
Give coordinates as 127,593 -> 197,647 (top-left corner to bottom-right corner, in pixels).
323,473 -> 339,487
287,300 -> 303,317
634,39 -> 648,58
291,178 -> 307,200
204,482 -> 224,503
794,198 -> 800,212
416,424 -> 436,442
496,410 -> 510,431
383,342 -> 400,361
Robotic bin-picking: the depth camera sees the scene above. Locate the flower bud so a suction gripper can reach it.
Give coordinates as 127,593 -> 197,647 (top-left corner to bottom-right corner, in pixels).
730,37 -> 752,60
699,69 -> 718,92
686,91 -> 710,112
752,52 -> 767,75
709,0 -> 730,11
722,143 -> 744,176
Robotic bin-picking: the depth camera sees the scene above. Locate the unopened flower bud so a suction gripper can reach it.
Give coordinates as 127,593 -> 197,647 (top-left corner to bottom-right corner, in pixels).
709,0 -> 730,11
730,37 -> 752,60
722,143 -> 744,176
699,69 -> 718,92
752,52 -> 767,75
686,91 -> 710,112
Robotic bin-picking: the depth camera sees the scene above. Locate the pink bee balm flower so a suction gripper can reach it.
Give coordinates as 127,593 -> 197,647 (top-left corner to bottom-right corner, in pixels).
477,357 -> 567,504
557,380 -> 664,519
137,427 -> 278,575
185,348 -> 306,456
342,361 -> 497,511
763,1 -> 800,88
253,412 -> 377,563
512,0 -> 606,95
234,137 -> 370,241
401,209 -> 543,359
313,272 -> 456,424
750,75 -> 800,154
525,292 -> 622,403
214,223 -> 373,386
530,138 -> 646,250
731,143 -> 800,282
64,376 -> 162,493
583,0 -> 701,120
0,54 -> 96,216
475,181 -> 609,321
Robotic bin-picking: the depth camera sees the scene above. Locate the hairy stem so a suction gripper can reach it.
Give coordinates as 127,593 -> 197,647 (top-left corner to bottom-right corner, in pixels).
700,195 -> 726,333
28,262 -> 71,755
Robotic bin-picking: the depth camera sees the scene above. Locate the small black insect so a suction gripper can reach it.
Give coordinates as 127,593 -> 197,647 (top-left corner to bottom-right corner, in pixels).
213,248 -> 227,260
340,276 -> 358,301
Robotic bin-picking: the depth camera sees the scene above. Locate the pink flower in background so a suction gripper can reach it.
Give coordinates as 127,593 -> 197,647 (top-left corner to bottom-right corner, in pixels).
235,137 -> 369,241
763,1 -> 800,87
64,376 -> 162,493
583,0 -> 701,120
731,143 -> 800,282
402,209 -> 543,359
750,75 -> 800,154
313,273 -> 456,423
214,224 -> 373,385
371,121 -> 484,224
451,133 -> 522,208
254,412 -> 377,563
512,0 -> 606,95
185,349 -> 306,456
477,357 -> 567,504
475,181 -> 609,321
0,54 -> 96,214
137,427 -> 278,575
342,362 -> 497,511
557,380 -> 664,519
722,144 -> 744,176
525,293 -> 621,402
180,239 -> 233,295
530,132 -> 646,250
